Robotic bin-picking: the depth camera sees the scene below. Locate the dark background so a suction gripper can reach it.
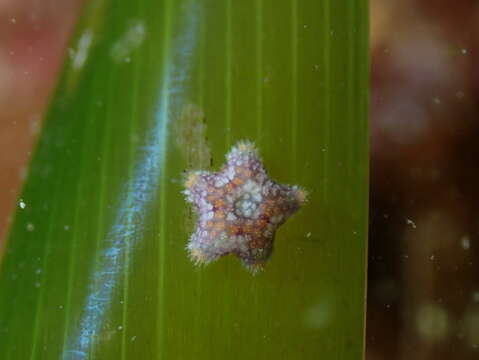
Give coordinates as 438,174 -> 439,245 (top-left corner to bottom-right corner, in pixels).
369,0 -> 479,359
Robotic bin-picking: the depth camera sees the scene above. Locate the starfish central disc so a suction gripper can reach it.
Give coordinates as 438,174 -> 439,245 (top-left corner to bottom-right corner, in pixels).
233,180 -> 262,219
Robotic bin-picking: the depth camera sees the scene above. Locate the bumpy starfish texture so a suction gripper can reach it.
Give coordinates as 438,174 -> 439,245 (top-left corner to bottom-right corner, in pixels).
182,140 -> 307,273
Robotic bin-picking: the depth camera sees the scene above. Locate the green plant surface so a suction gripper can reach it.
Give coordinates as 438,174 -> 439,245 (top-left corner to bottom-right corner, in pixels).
0,0 -> 368,359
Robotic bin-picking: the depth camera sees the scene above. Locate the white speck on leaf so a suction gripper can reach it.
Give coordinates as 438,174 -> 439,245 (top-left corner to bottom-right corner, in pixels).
111,20 -> 146,63
70,29 -> 93,70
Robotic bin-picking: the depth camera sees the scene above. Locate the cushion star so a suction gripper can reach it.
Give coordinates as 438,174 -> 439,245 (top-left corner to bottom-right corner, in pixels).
182,140 -> 307,273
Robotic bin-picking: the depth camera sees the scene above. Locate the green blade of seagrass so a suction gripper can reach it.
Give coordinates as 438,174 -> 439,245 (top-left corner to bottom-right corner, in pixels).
0,0 -> 368,359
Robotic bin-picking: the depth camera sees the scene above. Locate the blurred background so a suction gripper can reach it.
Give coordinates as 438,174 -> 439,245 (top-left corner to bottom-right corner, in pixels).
0,0 -> 477,358
0,0 -> 82,242
369,0 -> 479,359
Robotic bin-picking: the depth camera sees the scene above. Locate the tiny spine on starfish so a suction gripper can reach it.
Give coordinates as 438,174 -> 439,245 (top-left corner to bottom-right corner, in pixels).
187,243 -> 220,266
236,140 -> 256,152
188,247 -> 208,265
242,260 -> 265,275
183,171 -> 201,189
226,140 -> 259,162
182,170 -> 212,195
293,186 -> 308,206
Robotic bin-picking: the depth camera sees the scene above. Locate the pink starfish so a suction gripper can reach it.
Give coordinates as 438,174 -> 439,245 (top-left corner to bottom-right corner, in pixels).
182,140 -> 307,273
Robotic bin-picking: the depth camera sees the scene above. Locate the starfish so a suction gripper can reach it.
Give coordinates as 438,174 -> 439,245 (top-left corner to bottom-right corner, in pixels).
182,140 -> 307,273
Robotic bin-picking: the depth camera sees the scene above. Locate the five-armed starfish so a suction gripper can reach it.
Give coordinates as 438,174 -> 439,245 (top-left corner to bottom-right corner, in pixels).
182,140 -> 307,273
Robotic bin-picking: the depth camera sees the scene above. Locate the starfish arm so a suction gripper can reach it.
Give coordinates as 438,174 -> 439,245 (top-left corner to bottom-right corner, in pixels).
226,140 -> 257,162
182,170 -> 210,204
264,183 -> 308,217
187,229 -> 231,265
225,140 -> 267,177
282,185 -> 308,214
